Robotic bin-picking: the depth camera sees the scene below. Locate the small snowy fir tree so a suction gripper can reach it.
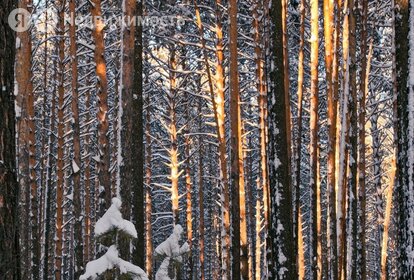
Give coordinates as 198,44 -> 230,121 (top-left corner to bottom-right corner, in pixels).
154,225 -> 190,280
80,198 -> 148,280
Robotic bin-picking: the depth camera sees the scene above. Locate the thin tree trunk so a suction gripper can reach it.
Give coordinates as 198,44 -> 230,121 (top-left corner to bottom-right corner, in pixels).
55,0 -> 66,277
184,91 -> 193,279
295,0 -> 306,276
69,0 -> 83,276
324,0 -> 338,278
357,3 -> 370,276
198,98 -> 205,280
228,0 -> 242,278
309,0 -> 321,277
167,47 -> 180,225
144,76 -> 153,279
338,0 -> 351,275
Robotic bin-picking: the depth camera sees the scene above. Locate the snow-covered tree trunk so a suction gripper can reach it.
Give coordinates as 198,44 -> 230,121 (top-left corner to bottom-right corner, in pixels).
69,0 -> 84,277
55,0 -> 66,277
267,0 -> 297,279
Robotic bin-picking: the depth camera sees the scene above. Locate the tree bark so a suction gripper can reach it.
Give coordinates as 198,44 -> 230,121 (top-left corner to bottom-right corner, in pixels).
91,0 -> 111,215
309,0 -> 322,277
0,0 -> 20,278
267,0 -> 297,279
69,0 -> 83,276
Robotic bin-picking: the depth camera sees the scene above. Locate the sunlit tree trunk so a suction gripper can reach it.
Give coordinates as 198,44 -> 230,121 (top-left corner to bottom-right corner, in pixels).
91,0 -> 111,214
213,2 -> 231,278
295,0 -> 306,278
168,47 -> 180,225
145,91 -> 153,279
309,0 -> 321,277
194,1 -> 231,277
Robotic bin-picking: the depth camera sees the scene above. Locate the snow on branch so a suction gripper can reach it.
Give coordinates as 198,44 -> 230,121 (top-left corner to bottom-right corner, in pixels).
94,197 -> 137,238
79,245 -> 148,280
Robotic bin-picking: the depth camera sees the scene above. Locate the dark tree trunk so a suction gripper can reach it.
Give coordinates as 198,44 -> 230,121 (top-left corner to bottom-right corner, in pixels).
267,0 -> 296,279
395,0 -> 412,278
0,0 -> 20,278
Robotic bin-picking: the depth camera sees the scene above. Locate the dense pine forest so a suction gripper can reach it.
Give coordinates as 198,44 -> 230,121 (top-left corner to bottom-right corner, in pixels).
1,0 -> 414,279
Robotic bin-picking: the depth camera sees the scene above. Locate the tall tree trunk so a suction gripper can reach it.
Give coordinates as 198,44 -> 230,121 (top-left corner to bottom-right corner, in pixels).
198,98 -> 205,280
0,0 -> 20,278
228,0 -> 242,278
395,0 -> 413,277
212,2 -> 231,278
309,0 -> 322,277
118,0 -> 135,261
144,85 -> 153,279
184,97 -> 193,279
91,0 -> 111,215
357,3 -> 369,276
338,0 -> 351,276
69,0 -> 83,277
132,0 -> 145,268
194,1 -> 231,277
346,0 -> 358,275
267,0 -> 297,279
55,0 -> 66,278
295,0 -> 306,277
324,0 -> 338,278
168,47 -> 180,225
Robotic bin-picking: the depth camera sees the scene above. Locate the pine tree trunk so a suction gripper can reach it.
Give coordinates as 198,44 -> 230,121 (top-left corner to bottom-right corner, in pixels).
198,98 -> 205,280
357,4 -> 369,276
323,0 -> 338,278
0,0 -> 20,278
395,0 -> 413,277
144,83 -> 153,279
91,0 -> 111,215
168,47 -> 180,225
295,0 -> 306,277
267,0 -> 297,278
228,0 -> 242,278
69,0 -> 84,276
309,0 -> 322,277
132,0 -> 145,268
55,0 -> 66,277
346,0 -> 358,275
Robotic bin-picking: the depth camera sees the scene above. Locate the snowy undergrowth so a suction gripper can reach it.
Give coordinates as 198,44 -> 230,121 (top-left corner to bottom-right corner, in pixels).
79,197 -> 148,280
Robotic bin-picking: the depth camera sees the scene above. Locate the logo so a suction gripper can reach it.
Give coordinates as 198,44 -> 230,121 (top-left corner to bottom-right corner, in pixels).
8,8 -> 32,32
